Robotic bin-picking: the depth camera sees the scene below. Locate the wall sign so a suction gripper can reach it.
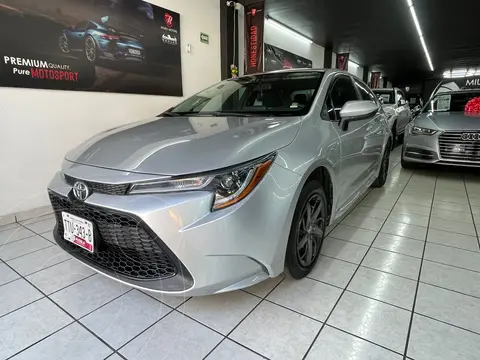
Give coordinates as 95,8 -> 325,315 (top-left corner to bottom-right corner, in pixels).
244,2 -> 264,74
200,33 -> 209,44
264,44 -> 312,72
0,0 -> 183,96
336,53 -> 349,71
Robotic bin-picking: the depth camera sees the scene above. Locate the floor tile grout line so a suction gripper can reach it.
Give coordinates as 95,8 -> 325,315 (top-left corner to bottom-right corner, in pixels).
4,318 -> 76,360
1,243 -> 56,262
402,173 -> 437,360
422,257 -> 480,274
201,276 -> 288,360
326,324 -> 406,357
412,311 -> 480,337
462,175 -> 480,250
0,261 -> 127,360
2,155 -> 404,360
4,257 -> 73,280
0,232 -> 40,246
138,289 -> 189,310
302,165 -> 415,360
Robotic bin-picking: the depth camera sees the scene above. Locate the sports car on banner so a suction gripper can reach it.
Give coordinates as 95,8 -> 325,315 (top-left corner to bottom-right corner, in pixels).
0,0 -> 182,95
59,20 -> 146,63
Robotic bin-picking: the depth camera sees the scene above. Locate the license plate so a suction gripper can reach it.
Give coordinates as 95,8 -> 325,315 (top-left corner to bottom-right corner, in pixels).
129,49 -> 141,55
62,212 -> 94,253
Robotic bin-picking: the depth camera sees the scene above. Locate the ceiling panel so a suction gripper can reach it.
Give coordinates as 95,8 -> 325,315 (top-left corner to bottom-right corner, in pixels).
238,0 -> 480,84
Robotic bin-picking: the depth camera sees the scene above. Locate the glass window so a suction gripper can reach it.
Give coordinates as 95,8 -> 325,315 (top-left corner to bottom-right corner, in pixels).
355,80 -> 376,102
373,89 -> 395,104
74,21 -> 88,30
170,71 -> 325,117
423,91 -> 480,113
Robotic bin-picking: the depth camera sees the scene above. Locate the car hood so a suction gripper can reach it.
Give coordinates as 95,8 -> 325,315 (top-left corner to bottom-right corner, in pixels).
414,112 -> 480,131
65,115 -> 301,175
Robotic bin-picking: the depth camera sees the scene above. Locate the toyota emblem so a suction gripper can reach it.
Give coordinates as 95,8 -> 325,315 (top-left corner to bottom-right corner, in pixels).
462,133 -> 480,141
73,181 -> 90,201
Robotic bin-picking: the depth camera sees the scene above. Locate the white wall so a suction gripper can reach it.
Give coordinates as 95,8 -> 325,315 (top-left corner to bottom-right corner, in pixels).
348,61 -> 364,79
263,21 -> 325,69
0,0 -> 221,217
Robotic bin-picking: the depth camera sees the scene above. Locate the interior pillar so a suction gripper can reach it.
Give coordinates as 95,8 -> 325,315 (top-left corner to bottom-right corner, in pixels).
220,1 -> 237,80
363,66 -> 370,83
324,45 -> 333,68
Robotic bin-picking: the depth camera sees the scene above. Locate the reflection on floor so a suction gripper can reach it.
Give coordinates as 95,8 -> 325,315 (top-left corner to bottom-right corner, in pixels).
2,147 -> 480,359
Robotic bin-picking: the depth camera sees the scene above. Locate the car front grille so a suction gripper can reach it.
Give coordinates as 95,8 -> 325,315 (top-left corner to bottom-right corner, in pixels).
49,191 -> 178,280
439,131 -> 480,162
63,174 -> 129,195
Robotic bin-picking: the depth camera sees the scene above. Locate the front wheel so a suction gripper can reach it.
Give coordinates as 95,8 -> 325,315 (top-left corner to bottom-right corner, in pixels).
372,141 -> 391,188
59,35 -> 69,53
85,36 -> 97,62
285,180 -> 327,279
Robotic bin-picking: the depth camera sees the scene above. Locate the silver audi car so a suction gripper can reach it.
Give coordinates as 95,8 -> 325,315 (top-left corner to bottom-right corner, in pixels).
48,69 -> 392,296
402,89 -> 480,168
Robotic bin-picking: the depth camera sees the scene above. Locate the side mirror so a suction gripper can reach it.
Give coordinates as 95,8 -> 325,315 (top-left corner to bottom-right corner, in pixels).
339,101 -> 378,131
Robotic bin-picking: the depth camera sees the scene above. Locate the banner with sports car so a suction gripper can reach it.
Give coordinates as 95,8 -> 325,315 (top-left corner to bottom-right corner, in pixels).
264,44 -> 312,72
0,0 -> 182,96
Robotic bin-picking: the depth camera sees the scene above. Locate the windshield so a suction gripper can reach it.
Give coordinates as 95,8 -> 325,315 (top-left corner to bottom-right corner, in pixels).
373,90 -> 395,105
423,91 -> 480,113
168,71 -> 325,117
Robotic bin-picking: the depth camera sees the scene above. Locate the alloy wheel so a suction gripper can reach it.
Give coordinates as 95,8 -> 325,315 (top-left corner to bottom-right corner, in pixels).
296,193 -> 325,268
383,147 -> 390,179
85,37 -> 96,62
59,36 -> 69,53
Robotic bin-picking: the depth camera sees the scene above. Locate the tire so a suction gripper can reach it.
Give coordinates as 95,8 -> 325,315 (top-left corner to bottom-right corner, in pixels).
59,35 -> 69,53
285,180 -> 327,279
391,123 -> 397,149
372,141 -> 391,188
84,36 -> 97,62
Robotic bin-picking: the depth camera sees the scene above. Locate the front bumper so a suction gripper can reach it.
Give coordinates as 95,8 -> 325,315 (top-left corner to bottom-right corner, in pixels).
403,129 -> 480,167
48,162 -> 301,296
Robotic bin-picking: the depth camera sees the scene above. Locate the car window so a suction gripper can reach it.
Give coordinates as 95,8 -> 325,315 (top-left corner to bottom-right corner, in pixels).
330,76 -> 360,118
354,80 -> 376,102
374,90 -> 394,104
86,22 -> 97,30
171,71 -> 325,117
75,21 -> 88,30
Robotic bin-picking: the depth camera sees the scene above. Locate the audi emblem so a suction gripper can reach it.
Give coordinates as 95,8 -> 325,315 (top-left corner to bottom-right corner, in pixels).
461,133 -> 480,141
73,181 -> 90,201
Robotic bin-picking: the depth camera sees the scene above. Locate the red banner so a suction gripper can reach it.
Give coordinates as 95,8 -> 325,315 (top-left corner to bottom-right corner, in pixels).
244,2 -> 264,74
336,53 -> 349,71
371,71 -> 382,89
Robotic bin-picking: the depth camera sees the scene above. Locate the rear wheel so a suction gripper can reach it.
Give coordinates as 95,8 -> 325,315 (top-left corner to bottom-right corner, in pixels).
85,36 -> 96,62
372,141 -> 391,188
285,181 -> 327,279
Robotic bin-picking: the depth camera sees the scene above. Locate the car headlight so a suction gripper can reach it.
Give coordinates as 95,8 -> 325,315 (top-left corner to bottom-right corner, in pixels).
128,153 -> 275,210
410,126 -> 438,136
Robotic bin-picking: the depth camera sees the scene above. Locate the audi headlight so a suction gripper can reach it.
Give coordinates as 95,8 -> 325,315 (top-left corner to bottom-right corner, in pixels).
410,126 -> 438,136
128,153 -> 275,210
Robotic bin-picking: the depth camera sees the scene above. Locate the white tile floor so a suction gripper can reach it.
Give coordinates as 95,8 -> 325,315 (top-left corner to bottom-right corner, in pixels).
2,147 -> 480,359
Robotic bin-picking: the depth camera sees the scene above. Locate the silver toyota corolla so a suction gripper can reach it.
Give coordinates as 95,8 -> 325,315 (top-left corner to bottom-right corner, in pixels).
48,69 -> 392,296
402,89 -> 480,168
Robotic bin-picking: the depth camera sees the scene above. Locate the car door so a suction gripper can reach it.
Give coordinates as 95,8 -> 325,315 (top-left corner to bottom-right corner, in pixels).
325,75 -> 373,211
354,79 -> 385,172
68,21 -> 88,49
396,89 -> 410,133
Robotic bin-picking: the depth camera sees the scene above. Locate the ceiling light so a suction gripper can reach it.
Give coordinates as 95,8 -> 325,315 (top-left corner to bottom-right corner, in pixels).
406,0 -> 434,71
265,16 -> 313,44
